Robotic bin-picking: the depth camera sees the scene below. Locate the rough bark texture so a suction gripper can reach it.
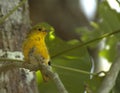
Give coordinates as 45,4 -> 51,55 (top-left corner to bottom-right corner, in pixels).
0,0 -> 39,93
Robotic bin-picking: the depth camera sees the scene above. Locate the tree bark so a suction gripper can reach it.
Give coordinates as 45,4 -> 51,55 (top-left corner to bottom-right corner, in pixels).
0,0 -> 39,93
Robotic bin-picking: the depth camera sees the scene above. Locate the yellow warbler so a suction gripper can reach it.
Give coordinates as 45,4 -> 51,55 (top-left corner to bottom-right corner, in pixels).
22,22 -> 54,82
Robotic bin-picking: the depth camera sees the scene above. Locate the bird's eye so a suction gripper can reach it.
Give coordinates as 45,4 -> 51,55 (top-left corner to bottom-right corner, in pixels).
38,28 -> 42,31
48,61 -> 51,65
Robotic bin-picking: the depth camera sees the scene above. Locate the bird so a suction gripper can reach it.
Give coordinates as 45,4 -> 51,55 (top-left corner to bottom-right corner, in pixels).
22,22 -> 54,82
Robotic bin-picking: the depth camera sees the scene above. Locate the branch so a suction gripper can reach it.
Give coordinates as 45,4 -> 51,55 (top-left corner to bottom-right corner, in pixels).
0,58 -> 68,93
52,64 -> 96,76
33,55 -> 68,93
40,63 -> 68,93
0,59 -> 39,73
97,43 -> 120,93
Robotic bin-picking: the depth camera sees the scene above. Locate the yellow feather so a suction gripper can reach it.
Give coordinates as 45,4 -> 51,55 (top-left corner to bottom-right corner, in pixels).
22,23 -> 53,82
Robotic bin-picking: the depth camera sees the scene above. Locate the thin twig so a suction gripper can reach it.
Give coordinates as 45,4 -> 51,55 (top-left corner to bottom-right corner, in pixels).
0,60 -> 39,73
52,30 -> 120,58
52,64 -> 96,76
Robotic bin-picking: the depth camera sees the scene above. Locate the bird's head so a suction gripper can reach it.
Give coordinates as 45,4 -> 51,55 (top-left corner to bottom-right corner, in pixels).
28,22 -> 54,38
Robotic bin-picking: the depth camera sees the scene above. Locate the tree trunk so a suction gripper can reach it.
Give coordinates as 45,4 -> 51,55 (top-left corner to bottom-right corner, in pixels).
0,0 -> 39,93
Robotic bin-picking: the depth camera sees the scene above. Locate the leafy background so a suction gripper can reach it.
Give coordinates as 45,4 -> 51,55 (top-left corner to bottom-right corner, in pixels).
32,1 -> 120,93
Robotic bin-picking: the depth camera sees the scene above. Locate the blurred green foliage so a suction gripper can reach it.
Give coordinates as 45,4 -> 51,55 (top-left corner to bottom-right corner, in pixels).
36,1 -> 120,93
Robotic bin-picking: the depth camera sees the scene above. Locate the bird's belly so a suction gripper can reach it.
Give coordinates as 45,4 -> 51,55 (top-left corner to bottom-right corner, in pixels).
23,40 -> 50,64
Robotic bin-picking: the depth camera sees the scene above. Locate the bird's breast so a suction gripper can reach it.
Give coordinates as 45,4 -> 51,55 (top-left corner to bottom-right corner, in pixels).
23,37 -> 50,63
